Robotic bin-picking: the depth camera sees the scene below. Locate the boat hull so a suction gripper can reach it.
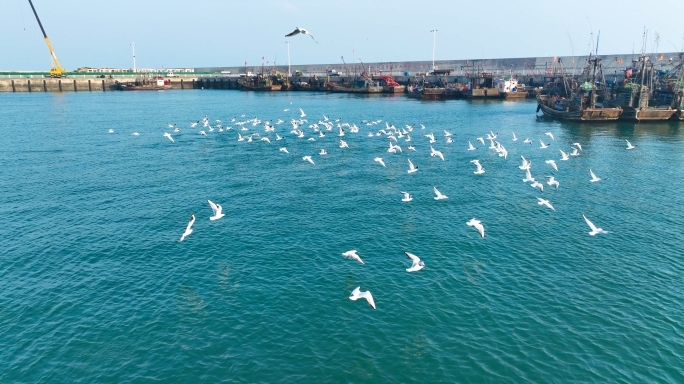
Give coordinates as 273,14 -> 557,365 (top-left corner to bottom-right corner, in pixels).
618,107 -> 675,121
501,91 -> 528,99
120,86 -> 170,91
537,102 -> 622,121
383,85 -> 406,93
671,110 -> 684,120
329,85 -> 384,94
462,88 -> 500,98
240,84 -> 282,91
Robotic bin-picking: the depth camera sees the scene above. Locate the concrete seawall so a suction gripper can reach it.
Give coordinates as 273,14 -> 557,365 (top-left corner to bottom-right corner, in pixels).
0,77 -> 200,92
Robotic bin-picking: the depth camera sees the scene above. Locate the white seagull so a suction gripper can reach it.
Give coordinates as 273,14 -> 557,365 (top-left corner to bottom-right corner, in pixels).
471,160 -> 485,174
342,250 -> 364,265
626,140 -> 636,150
279,147 -> 289,154
512,132 -> 518,141
407,159 -> 418,174
285,27 -> 318,43
108,129 -> 114,134
349,287 -> 376,310
523,168 -> 535,183
405,252 -> 425,272
163,132 -> 174,142
545,132 -> 555,140
477,137 -> 485,145
299,108 -> 306,118
339,139 -> 349,148
319,149 -> 328,155
572,142 -> 582,151
468,141 -> 477,151
207,200 -> 225,221
374,157 -> 386,167
560,149 -> 570,161
401,191 -> 413,202
589,169 -> 601,183
546,159 -> 558,171
546,176 -> 560,189
530,181 -> 544,192
433,186 -> 448,200
466,218 -> 485,238
179,214 -> 195,242
132,132 -> 140,136
583,214 -> 608,236
430,146 -> 445,161
537,197 -> 555,211
303,156 -> 315,165
539,139 -> 550,149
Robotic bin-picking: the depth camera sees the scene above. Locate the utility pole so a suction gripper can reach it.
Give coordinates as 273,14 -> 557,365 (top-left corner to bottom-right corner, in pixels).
131,42 -> 136,72
286,40 -> 291,77
430,29 -> 438,70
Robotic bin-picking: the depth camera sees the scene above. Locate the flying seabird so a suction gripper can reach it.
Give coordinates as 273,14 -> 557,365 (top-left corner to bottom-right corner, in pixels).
303,155 -> 315,165
405,252 -> 425,272
163,132 -> 174,142
401,191 -> 413,202
626,140 -> 636,150
433,186 -> 448,200
285,27 -> 318,43
582,214 -> 608,236
207,200 -> 225,221
179,214 -> 195,242
466,218 -> 485,238
407,159 -> 418,174
349,287 -> 376,310
546,159 -> 558,171
342,250 -> 364,265
537,197 -> 555,211
374,157 -> 386,167
589,169 -> 601,183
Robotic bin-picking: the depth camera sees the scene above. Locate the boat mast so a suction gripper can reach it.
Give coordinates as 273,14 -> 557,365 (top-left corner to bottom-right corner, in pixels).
430,29 -> 438,70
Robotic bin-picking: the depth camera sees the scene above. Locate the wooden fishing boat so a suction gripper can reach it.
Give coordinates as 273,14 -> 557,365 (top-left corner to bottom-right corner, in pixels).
239,75 -> 282,91
328,79 -> 383,94
536,57 -> 622,121
610,55 -> 675,121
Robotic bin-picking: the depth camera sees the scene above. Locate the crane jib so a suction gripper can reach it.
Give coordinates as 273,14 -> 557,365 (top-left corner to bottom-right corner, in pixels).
28,0 -> 48,39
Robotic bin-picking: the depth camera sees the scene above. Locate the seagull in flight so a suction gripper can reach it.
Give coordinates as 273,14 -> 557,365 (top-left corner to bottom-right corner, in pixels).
299,108 -> 306,117
471,160 -> 485,174
468,141 -> 476,151
519,156 -> 531,170
523,168 -> 535,183
530,181 -> 544,192
537,197 -> 555,211
401,191 -> 413,202
342,250 -> 364,265
512,132 -> 518,141
546,176 -> 560,189
476,137 -> 485,145
560,149 -> 570,161
179,214 -> 195,242
545,132 -> 555,140
589,169 -> 601,183
349,287 -> 376,310
539,139 -> 550,149
433,186 -> 448,200
339,139 -> 349,148
625,140 -> 636,150
407,159 -> 418,174
572,142 -> 582,151
546,159 -> 558,171
285,27 -> 318,43
405,252 -> 425,272
466,218 -> 485,238
163,132 -> 174,142
374,157 -> 386,167
279,147 -> 289,154
430,145 -> 444,161
207,200 -> 225,221
583,214 -> 608,236
523,138 -> 533,144
303,155 -> 315,165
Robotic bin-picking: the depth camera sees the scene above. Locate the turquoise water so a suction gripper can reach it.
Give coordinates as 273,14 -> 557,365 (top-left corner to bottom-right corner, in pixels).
1,90 -> 683,382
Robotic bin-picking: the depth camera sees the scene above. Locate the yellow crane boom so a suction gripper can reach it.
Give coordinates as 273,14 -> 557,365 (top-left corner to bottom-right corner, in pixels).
28,0 -> 66,77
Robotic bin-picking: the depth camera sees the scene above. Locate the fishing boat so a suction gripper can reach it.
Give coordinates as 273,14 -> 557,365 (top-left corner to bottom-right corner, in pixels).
375,75 -> 406,93
536,57 -> 622,121
668,54 -> 684,120
493,77 -> 528,99
118,75 -> 171,91
328,78 -> 383,94
610,55 -> 675,121
239,75 -> 282,91
461,72 -> 500,98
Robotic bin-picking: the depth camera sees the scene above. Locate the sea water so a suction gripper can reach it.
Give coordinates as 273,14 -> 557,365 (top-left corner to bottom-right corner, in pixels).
1,90 -> 683,382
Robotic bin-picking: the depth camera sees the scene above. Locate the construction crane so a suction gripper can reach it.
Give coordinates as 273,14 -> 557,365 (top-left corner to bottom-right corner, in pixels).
27,0 -> 66,78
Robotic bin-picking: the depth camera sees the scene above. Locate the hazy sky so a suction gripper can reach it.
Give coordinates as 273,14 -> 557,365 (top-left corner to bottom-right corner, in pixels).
2,0 -> 683,70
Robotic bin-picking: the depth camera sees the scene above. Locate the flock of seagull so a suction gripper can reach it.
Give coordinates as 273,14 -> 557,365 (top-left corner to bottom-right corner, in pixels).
109,106 -> 634,310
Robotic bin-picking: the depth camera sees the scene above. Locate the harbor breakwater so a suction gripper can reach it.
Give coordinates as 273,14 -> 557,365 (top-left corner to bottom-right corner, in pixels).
0,77 -> 199,92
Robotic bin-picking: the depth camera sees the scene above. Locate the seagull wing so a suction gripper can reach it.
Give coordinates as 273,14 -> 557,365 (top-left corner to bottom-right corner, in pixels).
590,169 -> 597,179
207,200 -> 219,216
474,222 -> 485,237
359,290 -> 376,310
408,159 -> 415,170
405,252 -> 421,266
583,214 -> 598,232
285,29 -> 300,37
185,214 -> 195,232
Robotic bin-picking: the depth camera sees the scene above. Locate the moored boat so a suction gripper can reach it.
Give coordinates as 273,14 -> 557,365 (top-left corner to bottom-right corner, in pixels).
118,75 -> 171,91
493,77 -> 528,99
610,55 -> 675,121
239,75 -> 282,91
328,78 -> 383,93
536,57 -> 622,121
